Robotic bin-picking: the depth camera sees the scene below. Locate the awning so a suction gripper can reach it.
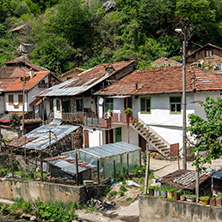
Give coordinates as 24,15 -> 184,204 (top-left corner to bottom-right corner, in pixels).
30,97 -> 46,106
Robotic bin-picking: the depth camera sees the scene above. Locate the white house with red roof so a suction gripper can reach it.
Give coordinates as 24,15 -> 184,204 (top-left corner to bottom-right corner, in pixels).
0,56 -> 48,116
3,70 -> 61,119
35,60 -> 135,122
90,65 -> 222,157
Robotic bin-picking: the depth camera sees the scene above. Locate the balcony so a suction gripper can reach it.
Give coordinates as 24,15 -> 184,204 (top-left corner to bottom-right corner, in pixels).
111,112 -> 131,123
62,112 -> 131,128
62,112 -> 84,124
83,116 -> 111,128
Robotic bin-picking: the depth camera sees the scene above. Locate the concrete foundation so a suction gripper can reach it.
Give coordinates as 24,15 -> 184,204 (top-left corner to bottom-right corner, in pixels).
139,195 -> 222,222
0,178 -> 104,204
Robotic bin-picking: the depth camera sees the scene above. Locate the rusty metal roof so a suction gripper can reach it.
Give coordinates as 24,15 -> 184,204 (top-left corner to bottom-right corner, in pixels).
10,125 -> 79,150
36,60 -> 135,97
46,156 -> 95,176
160,170 -> 210,191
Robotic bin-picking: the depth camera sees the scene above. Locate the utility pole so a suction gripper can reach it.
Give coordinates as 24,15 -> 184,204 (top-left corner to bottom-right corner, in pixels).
144,142 -> 150,194
175,28 -> 187,170
24,129 -> 27,164
195,149 -> 199,202
49,130 -> 51,150
0,124 -> 1,153
22,76 -> 26,135
182,37 -> 187,170
72,133 -> 79,186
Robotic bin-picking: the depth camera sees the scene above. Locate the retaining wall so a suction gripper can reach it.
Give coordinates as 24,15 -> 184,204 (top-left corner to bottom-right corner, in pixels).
139,195 -> 222,222
0,178 -> 104,204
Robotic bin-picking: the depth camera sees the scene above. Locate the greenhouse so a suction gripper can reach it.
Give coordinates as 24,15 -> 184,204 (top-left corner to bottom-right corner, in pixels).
63,142 -> 141,178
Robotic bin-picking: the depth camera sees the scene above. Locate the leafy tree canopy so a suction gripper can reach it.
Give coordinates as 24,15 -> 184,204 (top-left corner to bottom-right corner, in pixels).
188,97 -> 222,168
1,0 -> 222,73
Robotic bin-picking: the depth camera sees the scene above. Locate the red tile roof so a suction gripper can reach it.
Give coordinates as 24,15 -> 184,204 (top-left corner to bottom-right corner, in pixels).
77,60 -> 135,80
0,66 -> 27,79
23,118 -> 42,124
37,60 -> 135,97
4,71 -> 50,92
0,57 -> 47,90
151,57 -> 181,67
4,56 -> 46,71
0,79 -> 15,90
95,65 -> 222,95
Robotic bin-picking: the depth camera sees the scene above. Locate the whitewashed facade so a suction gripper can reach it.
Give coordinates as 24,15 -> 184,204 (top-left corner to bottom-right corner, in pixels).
86,91 -> 221,149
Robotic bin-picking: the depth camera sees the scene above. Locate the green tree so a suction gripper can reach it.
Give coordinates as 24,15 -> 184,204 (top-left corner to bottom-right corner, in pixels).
56,0 -> 91,46
188,96 -> 222,168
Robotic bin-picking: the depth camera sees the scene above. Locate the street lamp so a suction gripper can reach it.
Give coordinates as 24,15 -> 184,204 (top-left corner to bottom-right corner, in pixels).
175,28 -> 187,170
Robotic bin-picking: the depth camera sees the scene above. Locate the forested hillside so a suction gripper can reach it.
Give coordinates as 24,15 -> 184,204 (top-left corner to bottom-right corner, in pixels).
1,0 -> 222,74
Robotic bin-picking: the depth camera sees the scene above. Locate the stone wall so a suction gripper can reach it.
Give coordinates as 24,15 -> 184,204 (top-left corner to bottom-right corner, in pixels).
1,127 -> 21,140
139,195 -> 222,222
0,178 -> 104,204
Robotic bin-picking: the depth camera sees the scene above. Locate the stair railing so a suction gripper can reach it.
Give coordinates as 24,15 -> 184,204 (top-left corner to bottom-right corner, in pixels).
135,117 -> 170,147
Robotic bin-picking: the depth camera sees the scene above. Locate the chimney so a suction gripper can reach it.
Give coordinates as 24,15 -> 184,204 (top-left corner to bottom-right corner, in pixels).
29,68 -> 34,79
104,64 -> 115,74
135,83 -> 138,89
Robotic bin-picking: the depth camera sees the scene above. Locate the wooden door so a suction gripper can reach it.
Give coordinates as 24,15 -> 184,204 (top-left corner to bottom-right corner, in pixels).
139,134 -> 146,152
105,129 -> 114,144
84,130 -> 89,148
115,127 -> 122,142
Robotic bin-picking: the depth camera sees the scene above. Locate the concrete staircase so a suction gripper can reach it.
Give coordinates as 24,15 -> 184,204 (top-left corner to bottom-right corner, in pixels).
130,118 -> 171,158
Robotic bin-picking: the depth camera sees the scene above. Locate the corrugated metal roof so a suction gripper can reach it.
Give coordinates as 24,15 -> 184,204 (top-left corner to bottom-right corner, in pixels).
64,142 -> 141,159
37,75 -> 106,97
36,60 -> 135,97
21,125 -> 79,150
213,171 -> 222,179
48,158 -> 95,176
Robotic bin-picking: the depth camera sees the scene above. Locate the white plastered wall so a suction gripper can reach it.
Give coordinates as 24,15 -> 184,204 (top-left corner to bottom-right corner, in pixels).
0,95 -> 5,114
53,98 -> 62,119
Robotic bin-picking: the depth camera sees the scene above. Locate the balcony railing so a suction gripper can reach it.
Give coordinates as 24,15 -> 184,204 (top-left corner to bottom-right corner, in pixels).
111,112 -> 132,123
62,112 -> 131,127
62,112 -> 84,123
84,116 -> 111,128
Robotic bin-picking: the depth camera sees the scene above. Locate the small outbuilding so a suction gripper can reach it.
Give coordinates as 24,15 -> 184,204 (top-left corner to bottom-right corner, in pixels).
158,170 -> 212,196
63,141 -> 141,179
44,155 -> 94,184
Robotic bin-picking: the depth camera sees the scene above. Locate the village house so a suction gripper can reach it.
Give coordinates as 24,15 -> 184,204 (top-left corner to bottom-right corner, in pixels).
0,56 -> 47,116
90,65 -> 222,157
35,60 -> 135,126
58,67 -> 86,81
3,70 -> 61,119
186,43 -> 222,72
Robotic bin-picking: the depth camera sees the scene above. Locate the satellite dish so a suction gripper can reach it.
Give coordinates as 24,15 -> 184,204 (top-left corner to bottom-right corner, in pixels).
98,97 -> 104,105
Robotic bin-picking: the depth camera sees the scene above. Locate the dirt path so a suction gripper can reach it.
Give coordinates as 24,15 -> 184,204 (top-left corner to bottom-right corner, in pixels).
76,200 -> 139,222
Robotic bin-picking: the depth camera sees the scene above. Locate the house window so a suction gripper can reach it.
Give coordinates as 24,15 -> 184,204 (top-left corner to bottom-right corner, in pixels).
140,97 -> 151,114
170,97 -> 181,113
8,95 -> 13,104
56,99 -> 60,111
124,97 -> 132,109
18,95 -> 23,104
105,98 -> 114,112
76,99 -> 83,112
115,127 -> 122,142
216,64 -> 222,70
205,50 -> 212,57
